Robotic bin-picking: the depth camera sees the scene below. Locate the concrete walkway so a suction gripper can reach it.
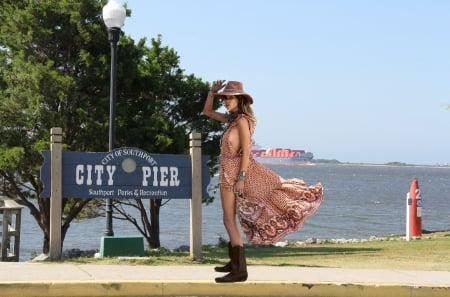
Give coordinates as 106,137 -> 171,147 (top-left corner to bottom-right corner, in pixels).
1,262 -> 449,297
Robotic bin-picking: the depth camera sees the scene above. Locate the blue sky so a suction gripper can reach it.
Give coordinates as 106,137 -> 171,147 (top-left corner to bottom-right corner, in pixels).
120,0 -> 449,165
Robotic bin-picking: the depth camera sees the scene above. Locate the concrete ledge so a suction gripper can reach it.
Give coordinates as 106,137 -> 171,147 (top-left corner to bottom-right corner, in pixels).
1,264 -> 449,297
0,280 -> 449,297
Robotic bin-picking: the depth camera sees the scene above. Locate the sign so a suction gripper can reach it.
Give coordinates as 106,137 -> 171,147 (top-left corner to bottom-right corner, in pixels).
40,147 -> 210,199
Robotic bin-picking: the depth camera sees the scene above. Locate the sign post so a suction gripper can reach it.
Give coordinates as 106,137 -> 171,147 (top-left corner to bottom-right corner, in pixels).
41,129 -> 210,260
49,127 -> 63,260
190,132 -> 202,261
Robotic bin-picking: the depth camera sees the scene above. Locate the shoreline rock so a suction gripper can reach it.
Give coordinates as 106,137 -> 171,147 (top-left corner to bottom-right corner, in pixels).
62,248 -> 99,259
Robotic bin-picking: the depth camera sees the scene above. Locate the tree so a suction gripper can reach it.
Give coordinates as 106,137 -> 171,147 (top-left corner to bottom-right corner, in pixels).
0,0 -> 222,254
0,0 -> 113,254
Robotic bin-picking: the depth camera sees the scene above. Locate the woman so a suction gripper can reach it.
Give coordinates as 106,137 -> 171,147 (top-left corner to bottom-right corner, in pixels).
203,80 -> 323,283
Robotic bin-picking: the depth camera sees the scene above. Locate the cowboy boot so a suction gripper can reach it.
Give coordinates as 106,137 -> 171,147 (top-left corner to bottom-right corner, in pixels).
215,245 -> 248,283
214,242 -> 232,272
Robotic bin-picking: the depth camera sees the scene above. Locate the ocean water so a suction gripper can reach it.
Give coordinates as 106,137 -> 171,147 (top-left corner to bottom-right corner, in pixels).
17,164 -> 450,261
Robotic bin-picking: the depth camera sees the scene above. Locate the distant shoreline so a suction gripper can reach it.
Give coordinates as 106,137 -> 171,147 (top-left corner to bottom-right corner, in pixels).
313,159 -> 450,168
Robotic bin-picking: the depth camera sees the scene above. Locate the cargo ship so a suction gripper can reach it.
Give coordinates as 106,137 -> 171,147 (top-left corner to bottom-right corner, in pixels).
251,145 -> 314,164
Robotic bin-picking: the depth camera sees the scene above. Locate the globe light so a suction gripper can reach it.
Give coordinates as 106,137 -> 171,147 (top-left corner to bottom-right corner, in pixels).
102,0 -> 126,28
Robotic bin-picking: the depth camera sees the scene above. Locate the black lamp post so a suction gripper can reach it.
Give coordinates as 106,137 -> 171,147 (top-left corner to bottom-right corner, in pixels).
102,0 -> 126,236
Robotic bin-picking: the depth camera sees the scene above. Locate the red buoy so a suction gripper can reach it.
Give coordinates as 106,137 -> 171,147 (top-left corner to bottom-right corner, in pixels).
406,178 -> 422,240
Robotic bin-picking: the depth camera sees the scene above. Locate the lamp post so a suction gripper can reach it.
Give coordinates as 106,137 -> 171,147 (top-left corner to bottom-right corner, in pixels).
102,0 -> 126,236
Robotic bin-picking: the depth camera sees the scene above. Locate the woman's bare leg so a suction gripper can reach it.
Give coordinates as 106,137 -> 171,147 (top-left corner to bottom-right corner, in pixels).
220,188 -> 243,247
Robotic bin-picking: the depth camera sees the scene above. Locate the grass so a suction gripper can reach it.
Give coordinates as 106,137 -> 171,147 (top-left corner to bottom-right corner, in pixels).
66,231 -> 450,271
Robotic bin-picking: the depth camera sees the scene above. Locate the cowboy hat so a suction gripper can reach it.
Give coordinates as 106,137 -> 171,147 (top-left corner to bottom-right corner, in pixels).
213,81 -> 253,104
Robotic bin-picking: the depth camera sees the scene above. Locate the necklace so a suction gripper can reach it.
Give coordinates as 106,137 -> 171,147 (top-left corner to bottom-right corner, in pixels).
228,111 -> 240,124
221,111 -> 240,140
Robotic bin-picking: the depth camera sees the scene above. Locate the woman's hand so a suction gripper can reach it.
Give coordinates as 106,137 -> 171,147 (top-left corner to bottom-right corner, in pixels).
203,80 -> 230,123
234,180 -> 245,197
211,80 -> 225,92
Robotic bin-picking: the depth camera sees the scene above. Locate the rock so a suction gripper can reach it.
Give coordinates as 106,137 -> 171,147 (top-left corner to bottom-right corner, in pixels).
332,238 -> 347,244
274,241 -> 289,247
305,238 -> 316,244
62,248 -> 99,259
176,245 -> 190,252
315,238 -> 324,244
295,241 -> 306,246
31,253 -> 49,262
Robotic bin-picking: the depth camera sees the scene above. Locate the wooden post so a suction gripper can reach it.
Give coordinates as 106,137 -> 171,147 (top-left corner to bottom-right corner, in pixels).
49,127 -> 62,260
189,132 -> 202,261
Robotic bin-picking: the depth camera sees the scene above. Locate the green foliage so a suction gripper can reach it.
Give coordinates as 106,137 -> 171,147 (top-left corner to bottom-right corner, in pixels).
384,162 -> 409,166
0,0 -> 222,253
314,159 -> 342,164
0,146 -> 25,171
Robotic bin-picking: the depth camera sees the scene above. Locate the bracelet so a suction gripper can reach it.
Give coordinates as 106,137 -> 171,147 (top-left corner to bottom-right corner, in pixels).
238,171 -> 247,181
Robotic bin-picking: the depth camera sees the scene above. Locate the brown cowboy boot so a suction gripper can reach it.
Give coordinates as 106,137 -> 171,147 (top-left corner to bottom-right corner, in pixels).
215,245 -> 248,283
214,242 -> 232,272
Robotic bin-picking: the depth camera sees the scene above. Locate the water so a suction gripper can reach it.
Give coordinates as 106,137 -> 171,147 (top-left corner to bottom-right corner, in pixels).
18,164 -> 450,261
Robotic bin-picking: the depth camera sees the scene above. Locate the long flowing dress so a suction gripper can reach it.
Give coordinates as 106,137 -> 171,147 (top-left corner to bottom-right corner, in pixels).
219,113 -> 323,245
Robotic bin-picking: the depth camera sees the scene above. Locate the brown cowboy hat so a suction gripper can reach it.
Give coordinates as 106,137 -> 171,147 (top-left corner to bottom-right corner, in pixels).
213,81 -> 253,104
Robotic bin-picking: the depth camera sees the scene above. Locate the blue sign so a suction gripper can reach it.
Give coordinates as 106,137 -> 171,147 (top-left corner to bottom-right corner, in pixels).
40,147 -> 210,199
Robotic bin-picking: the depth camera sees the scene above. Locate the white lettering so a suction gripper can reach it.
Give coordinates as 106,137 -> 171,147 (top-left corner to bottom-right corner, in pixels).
75,164 -> 116,186
152,166 -> 158,186
101,153 -> 114,165
106,165 -> 116,185
160,166 -> 168,186
117,189 -> 133,196
94,165 -> 103,185
78,164 -> 181,188
142,167 -> 152,186
141,166 -> 181,187
169,166 -> 180,186
76,165 -> 84,185
88,189 -> 114,196
86,165 -> 93,185
139,189 -> 168,197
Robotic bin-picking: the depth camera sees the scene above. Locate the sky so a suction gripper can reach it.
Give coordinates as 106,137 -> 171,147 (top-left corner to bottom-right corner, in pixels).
118,0 -> 449,165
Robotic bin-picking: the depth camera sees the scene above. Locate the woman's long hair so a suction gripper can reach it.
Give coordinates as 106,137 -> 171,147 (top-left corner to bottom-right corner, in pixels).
237,95 -> 257,127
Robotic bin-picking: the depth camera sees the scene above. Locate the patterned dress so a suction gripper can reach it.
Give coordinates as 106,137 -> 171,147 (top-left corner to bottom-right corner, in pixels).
219,113 -> 323,245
